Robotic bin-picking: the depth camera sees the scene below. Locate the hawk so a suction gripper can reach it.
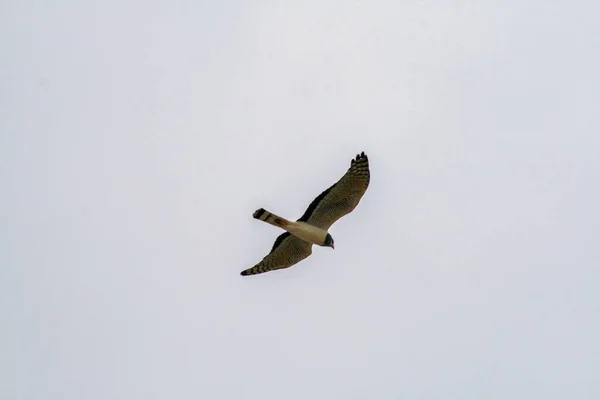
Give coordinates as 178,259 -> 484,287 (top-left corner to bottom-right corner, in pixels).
241,151 -> 370,276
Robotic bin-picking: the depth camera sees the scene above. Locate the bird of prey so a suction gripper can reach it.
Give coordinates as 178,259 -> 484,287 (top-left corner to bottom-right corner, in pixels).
241,151 -> 370,276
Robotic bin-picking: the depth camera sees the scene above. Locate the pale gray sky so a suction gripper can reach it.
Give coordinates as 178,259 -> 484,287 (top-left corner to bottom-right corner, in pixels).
2,1 -> 599,399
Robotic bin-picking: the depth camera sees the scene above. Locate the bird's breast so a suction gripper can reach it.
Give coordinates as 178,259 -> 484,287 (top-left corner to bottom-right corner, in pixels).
285,222 -> 328,245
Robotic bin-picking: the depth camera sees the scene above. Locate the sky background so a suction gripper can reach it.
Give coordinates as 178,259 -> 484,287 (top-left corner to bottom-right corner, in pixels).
2,1 -> 600,399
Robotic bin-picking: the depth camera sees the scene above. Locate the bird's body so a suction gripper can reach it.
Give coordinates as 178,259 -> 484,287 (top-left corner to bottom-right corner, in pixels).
253,208 -> 331,247
286,221 -> 331,247
241,151 -> 370,276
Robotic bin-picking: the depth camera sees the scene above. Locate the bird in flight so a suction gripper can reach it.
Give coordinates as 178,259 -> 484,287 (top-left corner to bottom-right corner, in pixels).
241,151 -> 370,276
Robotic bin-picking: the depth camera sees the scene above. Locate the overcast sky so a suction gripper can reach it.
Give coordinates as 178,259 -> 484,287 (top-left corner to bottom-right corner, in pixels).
2,1 -> 599,399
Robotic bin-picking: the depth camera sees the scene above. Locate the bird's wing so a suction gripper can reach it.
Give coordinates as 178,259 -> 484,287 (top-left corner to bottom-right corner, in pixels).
297,152 -> 370,230
241,232 -> 313,276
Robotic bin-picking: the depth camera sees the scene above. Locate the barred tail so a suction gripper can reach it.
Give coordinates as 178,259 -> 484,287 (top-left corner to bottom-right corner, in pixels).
253,208 -> 289,228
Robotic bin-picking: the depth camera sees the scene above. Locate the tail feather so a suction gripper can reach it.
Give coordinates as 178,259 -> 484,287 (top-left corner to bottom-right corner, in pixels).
253,208 -> 289,228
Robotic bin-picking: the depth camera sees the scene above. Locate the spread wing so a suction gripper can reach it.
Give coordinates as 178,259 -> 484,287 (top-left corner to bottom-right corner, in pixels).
241,232 -> 313,276
297,152 -> 370,230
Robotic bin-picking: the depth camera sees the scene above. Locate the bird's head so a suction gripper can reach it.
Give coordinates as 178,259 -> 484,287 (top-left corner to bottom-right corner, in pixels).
324,233 -> 335,249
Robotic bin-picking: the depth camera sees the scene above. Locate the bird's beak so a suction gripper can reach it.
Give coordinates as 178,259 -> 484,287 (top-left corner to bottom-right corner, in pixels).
331,244 -> 335,249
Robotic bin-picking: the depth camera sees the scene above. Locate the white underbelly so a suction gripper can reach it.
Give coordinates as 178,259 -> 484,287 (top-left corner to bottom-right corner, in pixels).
285,221 -> 328,245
